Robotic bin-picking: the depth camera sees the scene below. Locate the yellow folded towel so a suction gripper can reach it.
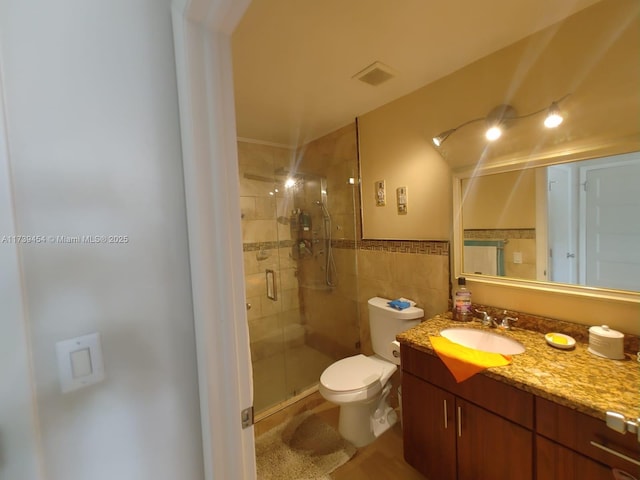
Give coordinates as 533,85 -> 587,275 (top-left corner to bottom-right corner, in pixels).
429,336 -> 512,383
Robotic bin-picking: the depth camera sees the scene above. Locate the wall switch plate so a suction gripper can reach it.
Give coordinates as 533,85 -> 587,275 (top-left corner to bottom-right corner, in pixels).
375,180 -> 386,206
396,186 -> 408,214
56,332 -> 105,393
513,252 -> 523,264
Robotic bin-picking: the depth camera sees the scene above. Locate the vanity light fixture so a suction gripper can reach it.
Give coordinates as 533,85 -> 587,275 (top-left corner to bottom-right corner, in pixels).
432,94 -> 570,147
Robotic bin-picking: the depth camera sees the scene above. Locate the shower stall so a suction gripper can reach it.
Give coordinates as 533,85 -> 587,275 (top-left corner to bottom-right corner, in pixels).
237,139 -> 360,415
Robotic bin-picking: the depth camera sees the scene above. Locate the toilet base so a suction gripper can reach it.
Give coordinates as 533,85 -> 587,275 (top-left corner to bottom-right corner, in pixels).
337,399 -> 397,447
371,405 -> 397,439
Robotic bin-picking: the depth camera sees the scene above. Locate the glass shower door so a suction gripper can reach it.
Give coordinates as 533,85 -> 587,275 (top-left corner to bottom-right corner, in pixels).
237,131 -> 361,416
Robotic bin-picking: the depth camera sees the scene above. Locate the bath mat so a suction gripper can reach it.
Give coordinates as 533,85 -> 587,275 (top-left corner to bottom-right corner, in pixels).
255,411 -> 357,479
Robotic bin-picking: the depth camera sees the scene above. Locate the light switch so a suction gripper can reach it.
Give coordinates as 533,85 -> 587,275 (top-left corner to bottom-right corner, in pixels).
396,186 -> 408,214
513,252 -> 523,264
375,180 -> 386,206
56,332 -> 105,393
71,348 -> 93,378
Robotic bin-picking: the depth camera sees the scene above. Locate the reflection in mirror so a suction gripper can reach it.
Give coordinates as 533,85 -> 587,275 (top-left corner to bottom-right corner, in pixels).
460,151 -> 640,292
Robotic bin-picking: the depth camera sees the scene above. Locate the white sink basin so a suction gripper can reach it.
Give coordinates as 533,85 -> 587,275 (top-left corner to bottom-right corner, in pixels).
440,328 -> 525,355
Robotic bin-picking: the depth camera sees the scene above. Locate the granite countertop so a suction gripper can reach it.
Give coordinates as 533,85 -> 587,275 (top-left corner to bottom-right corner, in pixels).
396,312 -> 640,422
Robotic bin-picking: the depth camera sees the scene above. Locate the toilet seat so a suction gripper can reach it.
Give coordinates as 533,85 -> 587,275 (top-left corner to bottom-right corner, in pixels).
319,354 -> 396,404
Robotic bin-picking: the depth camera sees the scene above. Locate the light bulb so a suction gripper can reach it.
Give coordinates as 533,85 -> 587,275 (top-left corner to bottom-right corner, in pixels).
432,136 -> 442,147
544,102 -> 563,128
485,126 -> 502,141
544,112 -> 563,128
284,178 -> 296,189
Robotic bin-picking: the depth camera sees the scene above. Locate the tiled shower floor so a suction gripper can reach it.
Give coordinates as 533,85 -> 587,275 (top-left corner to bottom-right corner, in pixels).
253,344 -> 334,413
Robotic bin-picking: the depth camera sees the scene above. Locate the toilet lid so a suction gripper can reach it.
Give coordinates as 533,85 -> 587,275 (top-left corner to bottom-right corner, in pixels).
320,354 -> 383,392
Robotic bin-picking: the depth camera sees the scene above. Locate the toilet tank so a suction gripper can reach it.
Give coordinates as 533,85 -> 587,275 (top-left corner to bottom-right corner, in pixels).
368,297 -> 424,363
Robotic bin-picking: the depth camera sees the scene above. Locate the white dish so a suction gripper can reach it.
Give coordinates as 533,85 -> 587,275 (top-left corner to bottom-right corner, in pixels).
545,333 -> 576,350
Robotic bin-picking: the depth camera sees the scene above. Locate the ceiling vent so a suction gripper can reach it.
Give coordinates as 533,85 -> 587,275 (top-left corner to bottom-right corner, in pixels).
352,61 -> 396,86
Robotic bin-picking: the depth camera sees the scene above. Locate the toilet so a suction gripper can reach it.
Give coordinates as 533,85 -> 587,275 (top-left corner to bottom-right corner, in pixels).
319,297 -> 424,447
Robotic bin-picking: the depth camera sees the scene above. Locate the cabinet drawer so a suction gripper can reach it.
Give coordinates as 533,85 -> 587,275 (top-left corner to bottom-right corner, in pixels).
401,344 -> 533,428
536,435 -> 613,480
536,396 -> 640,472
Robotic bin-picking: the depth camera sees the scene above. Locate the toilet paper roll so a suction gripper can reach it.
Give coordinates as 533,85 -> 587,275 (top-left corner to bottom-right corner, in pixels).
388,340 -> 401,365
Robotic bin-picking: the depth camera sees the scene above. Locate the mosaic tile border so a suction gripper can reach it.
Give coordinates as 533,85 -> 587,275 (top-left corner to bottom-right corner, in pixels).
243,239 -> 449,256
464,228 -> 536,240
243,240 -> 294,252
358,239 -> 449,256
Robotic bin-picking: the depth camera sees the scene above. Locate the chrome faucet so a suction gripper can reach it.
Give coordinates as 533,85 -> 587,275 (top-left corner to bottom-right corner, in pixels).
499,310 -> 518,330
474,309 -> 495,327
474,309 -> 518,330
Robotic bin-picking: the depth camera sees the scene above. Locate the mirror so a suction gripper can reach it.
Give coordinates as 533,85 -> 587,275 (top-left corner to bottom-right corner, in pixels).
457,150 -> 640,293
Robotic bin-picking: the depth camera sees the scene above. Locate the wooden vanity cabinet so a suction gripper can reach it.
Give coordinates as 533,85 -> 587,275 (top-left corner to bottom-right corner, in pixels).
403,373 -> 457,480
536,397 -> 640,479
401,345 -> 534,480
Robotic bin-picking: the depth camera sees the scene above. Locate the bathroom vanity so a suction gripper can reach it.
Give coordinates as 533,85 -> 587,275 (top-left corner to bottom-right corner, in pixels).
397,314 -> 640,480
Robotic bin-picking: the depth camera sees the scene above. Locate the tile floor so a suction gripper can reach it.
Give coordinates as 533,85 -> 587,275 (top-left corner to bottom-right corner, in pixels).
313,402 -> 426,480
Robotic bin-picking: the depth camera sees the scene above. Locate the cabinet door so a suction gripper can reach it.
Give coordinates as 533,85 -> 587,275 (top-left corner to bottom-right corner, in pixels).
456,398 -> 533,480
537,435 -> 613,480
402,373 -> 457,480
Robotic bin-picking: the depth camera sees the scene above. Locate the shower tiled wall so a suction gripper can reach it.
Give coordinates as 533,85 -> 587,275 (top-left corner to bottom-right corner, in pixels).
294,124 -> 361,360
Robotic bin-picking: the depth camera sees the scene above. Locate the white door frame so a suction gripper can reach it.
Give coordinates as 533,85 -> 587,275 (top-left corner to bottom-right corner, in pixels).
171,1 -> 256,479
0,49 -> 45,480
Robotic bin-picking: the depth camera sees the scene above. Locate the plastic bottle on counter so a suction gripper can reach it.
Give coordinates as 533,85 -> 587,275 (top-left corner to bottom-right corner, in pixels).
454,277 -> 472,321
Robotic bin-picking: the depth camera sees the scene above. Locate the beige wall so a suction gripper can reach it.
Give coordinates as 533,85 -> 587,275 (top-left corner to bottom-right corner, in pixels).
462,170 -> 536,229
358,112 -> 452,240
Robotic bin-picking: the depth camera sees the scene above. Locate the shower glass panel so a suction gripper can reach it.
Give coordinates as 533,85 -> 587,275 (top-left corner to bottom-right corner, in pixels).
238,144 -> 291,413
237,134 -> 360,416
